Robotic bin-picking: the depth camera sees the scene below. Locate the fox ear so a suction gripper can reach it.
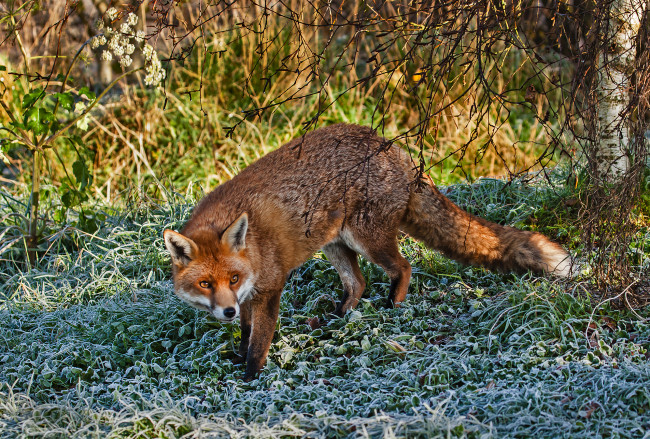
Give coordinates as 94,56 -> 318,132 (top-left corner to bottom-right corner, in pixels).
164,230 -> 197,266
222,212 -> 248,252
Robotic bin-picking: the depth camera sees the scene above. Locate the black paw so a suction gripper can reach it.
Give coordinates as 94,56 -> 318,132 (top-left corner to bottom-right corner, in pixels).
333,302 -> 346,317
231,354 -> 247,365
384,298 -> 401,309
242,373 -> 255,382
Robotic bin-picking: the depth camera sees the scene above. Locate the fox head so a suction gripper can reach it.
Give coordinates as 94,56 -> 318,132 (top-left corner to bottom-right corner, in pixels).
163,213 -> 255,322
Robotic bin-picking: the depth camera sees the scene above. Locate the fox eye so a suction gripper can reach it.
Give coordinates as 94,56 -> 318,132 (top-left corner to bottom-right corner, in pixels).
199,281 -> 210,289
230,274 -> 239,285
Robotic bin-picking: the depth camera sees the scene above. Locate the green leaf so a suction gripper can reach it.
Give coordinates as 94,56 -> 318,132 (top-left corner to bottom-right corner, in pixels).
53,208 -> 66,223
60,183 -> 85,208
69,134 -> 84,147
0,65 -> 6,71
72,160 -> 91,191
61,190 -> 77,208
22,87 -> 45,110
23,108 -> 39,127
54,73 -> 74,84
78,86 -> 96,101
55,92 -> 74,111
78,211 -> 99,234
24,107 -> 53,136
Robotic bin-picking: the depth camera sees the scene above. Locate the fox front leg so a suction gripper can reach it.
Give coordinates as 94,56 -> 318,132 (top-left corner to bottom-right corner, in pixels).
243,290 -> 282,381
232,301 -> 252,365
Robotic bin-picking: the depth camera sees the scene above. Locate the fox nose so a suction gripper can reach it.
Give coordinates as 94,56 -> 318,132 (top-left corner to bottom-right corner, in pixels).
223,307 -> 237,319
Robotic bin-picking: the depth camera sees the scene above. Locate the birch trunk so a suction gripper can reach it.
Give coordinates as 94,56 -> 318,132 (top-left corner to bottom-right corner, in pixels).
595,0 -> 644,181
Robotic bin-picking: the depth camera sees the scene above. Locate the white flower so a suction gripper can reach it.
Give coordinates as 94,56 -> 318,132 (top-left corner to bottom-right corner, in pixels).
145,55 -> 161,72
94,19 -> 104,31
135,30 -> 145,44
112,44 -> 124,57
120,23 -> 132,35
101,50 -> 112,61
108,35 -> 120,50
106,7 -> 118,21
90,36 -> 102,50
119,55 -> 133,68
144,71 -> 165,86
127,12 -> 138,27
97,35 -> 107,46
142,44 -> 154,59
125,44 -> 135,55
143,53 -> 166,86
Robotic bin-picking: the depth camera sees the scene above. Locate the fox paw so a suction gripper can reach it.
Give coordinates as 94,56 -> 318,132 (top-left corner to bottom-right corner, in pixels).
231,354 -> 247,365
384,298 -> 402,309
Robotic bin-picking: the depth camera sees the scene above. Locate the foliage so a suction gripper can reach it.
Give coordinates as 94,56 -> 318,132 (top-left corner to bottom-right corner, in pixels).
0,4 -> 165,264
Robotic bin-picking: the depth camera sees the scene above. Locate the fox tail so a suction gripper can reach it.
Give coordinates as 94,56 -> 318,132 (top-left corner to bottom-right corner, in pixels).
401,179 -> 573,277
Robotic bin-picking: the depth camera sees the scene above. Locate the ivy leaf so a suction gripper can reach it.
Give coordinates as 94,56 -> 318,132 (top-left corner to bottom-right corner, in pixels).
72,159 -> 92,191
54,73 -> 74,84
78,210 -> 99,234
60,183 -> 87,208
55,92 -> 74,111
24,107 -> 54,136
78,86 -> 96,101
61,187 -> 80,208
22,87 -> 45,110
53,208 -> 67,223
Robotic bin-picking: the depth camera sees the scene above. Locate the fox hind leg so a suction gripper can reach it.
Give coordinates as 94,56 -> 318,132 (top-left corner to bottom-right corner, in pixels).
363,236 -> 412,308
323,242 -> 366,317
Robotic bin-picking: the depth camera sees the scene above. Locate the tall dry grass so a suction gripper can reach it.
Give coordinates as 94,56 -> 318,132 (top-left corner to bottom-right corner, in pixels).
1,0 -> 573,202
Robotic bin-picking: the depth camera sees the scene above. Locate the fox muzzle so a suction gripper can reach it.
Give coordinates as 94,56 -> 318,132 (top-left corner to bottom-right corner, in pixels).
211,303 -> 240,322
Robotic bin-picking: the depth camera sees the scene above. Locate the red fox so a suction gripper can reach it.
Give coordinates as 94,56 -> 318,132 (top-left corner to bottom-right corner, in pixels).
164,124 -> 571,379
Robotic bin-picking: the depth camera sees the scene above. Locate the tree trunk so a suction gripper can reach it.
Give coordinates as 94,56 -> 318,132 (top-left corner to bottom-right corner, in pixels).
595,0 -> 644,182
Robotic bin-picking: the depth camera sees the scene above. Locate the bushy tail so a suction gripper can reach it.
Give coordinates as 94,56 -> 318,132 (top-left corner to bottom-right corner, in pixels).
401,180 -> 572,277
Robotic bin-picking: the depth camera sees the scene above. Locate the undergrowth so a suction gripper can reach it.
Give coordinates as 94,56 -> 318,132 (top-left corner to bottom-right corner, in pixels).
1,1 -> 572,200
1,173 -> 649,439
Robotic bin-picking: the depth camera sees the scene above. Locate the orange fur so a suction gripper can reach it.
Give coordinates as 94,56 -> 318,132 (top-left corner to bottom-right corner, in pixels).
164,123 -> 572,379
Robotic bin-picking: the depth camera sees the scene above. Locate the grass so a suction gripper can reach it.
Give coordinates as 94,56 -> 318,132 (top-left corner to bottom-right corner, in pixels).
1,172 -> 649,438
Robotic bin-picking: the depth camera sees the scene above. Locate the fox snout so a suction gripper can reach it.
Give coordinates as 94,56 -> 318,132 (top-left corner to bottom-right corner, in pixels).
211,303 -> 240,322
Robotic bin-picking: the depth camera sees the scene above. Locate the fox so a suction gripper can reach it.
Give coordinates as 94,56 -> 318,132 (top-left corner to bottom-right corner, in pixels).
163,123 -> 572,380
